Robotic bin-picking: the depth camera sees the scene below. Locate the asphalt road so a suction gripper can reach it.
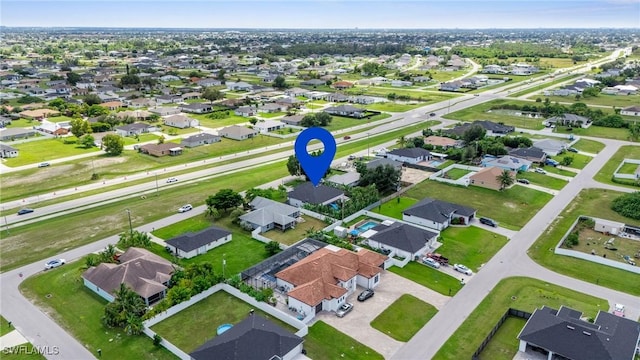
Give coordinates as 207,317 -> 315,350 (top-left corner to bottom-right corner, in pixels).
1,51 -> 632,360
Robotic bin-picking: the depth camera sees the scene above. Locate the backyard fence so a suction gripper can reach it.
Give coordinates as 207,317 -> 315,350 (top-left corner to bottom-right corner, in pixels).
471,308 -> 531,360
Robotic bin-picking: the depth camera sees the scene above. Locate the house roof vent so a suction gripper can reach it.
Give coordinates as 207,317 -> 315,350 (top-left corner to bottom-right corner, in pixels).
566,325 -> 575,330
583,331 -> 591,336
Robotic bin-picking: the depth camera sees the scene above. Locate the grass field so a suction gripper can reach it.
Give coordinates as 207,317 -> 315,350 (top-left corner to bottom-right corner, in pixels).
263,216 -> 327,245
5,118 -> 37,128
516,172 -> 568,190
477,317 -> 527,360
151,291 -> 295,353
364,102 -> 427,112
433,277 -> 606,360
122,133 -> 160,145
349,87 -> 460,104
442,99 -> 546,130
4,137 -> 101,167
542,165 -> 577,177
508,74 -> 582,98
20,261 -> 176,360
189,113 -> 249,128
593,145 -> 640,189
549,152 -> 592,170
404,181 -> 553,230
528,189 -> 640,296
258,111 -> 287,118
370,294 -> 438,342
0,315 -> 13,337
437,226 -> 509,271
571,138 -> 605,153
618,162 -> 639,174
372,197 -> 418,219
554,125 -> 634,141
443,168 -> 472,180
305,321 -> 384,360
389,262 -> 463,296
540,94 -> 640,108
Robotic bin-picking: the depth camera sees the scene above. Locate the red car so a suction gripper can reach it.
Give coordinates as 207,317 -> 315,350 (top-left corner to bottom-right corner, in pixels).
343,136 -> 351,140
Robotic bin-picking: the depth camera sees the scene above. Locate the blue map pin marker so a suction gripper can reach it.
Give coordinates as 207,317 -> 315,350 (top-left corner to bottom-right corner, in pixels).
294,127 -> 336,187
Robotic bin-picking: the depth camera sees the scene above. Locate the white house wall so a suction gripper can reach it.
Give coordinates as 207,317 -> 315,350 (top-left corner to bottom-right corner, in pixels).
403,213 -> 446,231
83,278 -> 115,303
387,154 -> 422,164
283,343 -> 304,360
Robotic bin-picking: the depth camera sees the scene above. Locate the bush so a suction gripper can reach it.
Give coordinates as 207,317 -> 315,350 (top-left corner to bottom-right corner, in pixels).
611,192 -> 640,220
564,232 -> 580,248
153,334 -> 162,346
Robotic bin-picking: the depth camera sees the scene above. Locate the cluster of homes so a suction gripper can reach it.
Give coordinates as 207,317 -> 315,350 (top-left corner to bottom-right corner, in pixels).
440,75 -> 508,92
482,62 -> 540,76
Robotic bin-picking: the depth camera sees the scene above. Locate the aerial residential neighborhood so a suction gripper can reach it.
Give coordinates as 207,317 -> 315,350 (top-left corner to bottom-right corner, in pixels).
0,1 -> 639,360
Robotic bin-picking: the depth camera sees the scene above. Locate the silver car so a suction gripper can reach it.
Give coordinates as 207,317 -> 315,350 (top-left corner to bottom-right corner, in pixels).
336,303 -> 353,317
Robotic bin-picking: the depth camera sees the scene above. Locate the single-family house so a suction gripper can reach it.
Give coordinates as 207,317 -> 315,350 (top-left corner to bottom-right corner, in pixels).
287,182 -> 345,208
511,63 -> 539,75
254,120 -> 285,133
163,114 -> 199,129
226,81 -> 253,91
219,125 -> 258,140
331,81 -> 354,90
196,78 -> 222,87
365,221 -> 439,260
482,155 -> 532,172
149,107 -> 181,116
533,139 -> 568,156
440,81 -> 464,92
386,148 -> 431,164
509,147 -> 547,164
19,108 -> 59,120
179,103 -> 213,114
0,143 -> 18,158
470,120 -> 515,136
155,94 -> 182,104
424,136 -> 463,149
0,128 -> 36,141
517,305 -> 640,360
99,101 -> 123,111
128,98 -> 155,108
115,123 -> 156,137
391,80 -> 413,87
620,106 -> 640,117
181,133 -> 221,148
36,119 -> 70,136
366,158 -> 403,171
82,247 -> 176,306
300,79 -> 325,87
165,226 -> 232,259
546,113 -> 590,128
139,143 -> 183,157
348,95 -> 377,105
469,166 -> 515,191
190,314 -> 304,360
239,196 -> 300,233
259,103 -> 286,113
325,93 -> 350,102
180,92 -> 201,100
281,114 -> 304,126
276,246 -> 387,319
403,198 -> 477,231
285,87 -> 309,97
327,172 -> 361,187
116,110 -> 154,121
324,105 -> 366,118
235,106 -> 258,117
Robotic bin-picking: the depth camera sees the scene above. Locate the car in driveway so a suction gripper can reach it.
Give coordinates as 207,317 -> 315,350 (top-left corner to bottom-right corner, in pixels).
479,217 -> 498,227
357,289 -> 374,302
517,178 -> 530,185
613,303 -> 625,317
44,259 -> 66,270
535,168 -> 547,174
178,204 -> 193,213
567,147 -> 578,153
336,303 -> 354,317
17,208 -> 35,215
38,162 -> 50,168
166,177 -> 178,183
453,264 -> 473,276
422,257 -> 441,269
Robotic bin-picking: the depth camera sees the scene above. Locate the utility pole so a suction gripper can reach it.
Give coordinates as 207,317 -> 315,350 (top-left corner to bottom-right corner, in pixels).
222,253 -> 226,279
155,173 -> 159,197
367,132 -> 370,157
125,209 -> 133,235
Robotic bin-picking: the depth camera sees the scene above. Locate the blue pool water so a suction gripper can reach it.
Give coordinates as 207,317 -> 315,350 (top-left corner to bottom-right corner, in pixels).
430,160 -> 443,167
357,221 -> 379,233
217,324 -> 233,335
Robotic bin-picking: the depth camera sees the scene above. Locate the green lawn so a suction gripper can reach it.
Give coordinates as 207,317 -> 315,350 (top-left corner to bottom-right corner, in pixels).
258,111 -> 287,118
516,172 -> 567,190
404,181 -> 553,230
442,99 -> 546,130
618,162 -> 639,174
508,74 -> 582,97
46,115 -> 75,123
151,291 -> 295,353
550,152 -> 592,170
554,125 -> 635,142
571,138 -> 605,153
365,102 -> 427,112
542,94 -> 640,108
541,165 -> 577,177
443,168 -> 472,180
389,262 -> 463,296
372,197 -> 418,219
0,315 -> 13,336
433,277 -> 607,360
5,118 -> 37,128
4,137 -> 101,167
437,227 -> 509,271
348,87 -> 460,104
370,294 -> 438,342
477,317 -> 527,360
304,321 -> 384,360
2,343 -> 47,359
263,216 -> 327,245
593,145 -> 640,189
122,133 -> 160,145
324,113 -> 391,132
528,188 -> 640,296
189,113 -> 249,128
19,261 -> 176,360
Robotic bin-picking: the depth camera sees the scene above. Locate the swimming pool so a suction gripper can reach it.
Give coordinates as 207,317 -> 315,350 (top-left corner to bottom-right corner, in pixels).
430,160 -> 443,167
217,324 -> 233,335
356,221 -> 378,233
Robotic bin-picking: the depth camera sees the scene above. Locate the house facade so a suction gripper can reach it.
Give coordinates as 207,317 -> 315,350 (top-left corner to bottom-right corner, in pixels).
218,125 -> 258,140
165,226 -> 232,259
0,144 -> 18,158
163,114 -> 199,129
139,143 -> 183,157
254,120 -> 285,133
621,106 -> 640,117
115,123 -> 157,137
181,133 -> 220,148
239,196 -> 300,233
386,148 -> 431,164
365,221 -> 439,260
287,182 -> 345,208
482,155 -> 532,172
403,198 -> 477,231
469,166 -> 515,191
324,105 -> 366,118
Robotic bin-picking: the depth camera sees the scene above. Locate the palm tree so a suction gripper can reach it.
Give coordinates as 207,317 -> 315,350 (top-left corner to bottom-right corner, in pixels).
124,313 -> 143,335
496,169 -> 515,190
397,135 -> 406,148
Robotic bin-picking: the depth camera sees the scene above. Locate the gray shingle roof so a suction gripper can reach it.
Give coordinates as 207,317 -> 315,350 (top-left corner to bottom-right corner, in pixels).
388,147 -> 431,159
165,226 -> 231,252
369,222 -> 438,253
403,198 -> 476,223
240,197 -> 299,227
288,182 -> 344,205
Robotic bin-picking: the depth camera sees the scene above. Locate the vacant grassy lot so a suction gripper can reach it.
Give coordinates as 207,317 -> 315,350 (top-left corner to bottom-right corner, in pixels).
151,291 -> 295,353
571,138 -> 605,154
442,99 -> 546,130
5,118 -> 36,128
542,94 -> 640,108
569,228 -> 640,265
593,145 -> 640,189
437,226 -> 509,271
324,113 -> 391,132
549,152 -> 592,170
541,165 -> 577,177
4,137 -> 101,166
404,181 -> 553,230
46,115 -> 75,123
516,172 -> 567,190
509,74 -> 582,97
443,168 -> 472,180
477,317 -> 527,360
372,197 -> 418,219
529,189 -> 640,296
433,277 -> 606,360
258,111 -> 287,118
304,321 -> 384,360
190,113 -> 249,128
618,162 -> 639,174
554,125 -> 634,141
264,216 -> 327,245
389,262 -> 463,296
122,133 -> 160,145
370,294 -> 438,342
365,102 -> 427,112
20,261 -> 176,360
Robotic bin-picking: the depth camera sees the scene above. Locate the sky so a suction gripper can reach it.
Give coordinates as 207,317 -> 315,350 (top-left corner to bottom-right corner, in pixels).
1,0 -> 639,29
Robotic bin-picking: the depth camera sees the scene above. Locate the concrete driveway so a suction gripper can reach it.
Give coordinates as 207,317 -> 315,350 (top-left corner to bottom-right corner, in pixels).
313,271 -> 450,359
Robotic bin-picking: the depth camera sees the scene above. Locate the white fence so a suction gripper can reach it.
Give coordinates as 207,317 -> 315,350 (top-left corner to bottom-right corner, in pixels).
143,284 -> 309,359
613,158 -> 640,180
429,164 -> 482,187
554,216 -> 640,274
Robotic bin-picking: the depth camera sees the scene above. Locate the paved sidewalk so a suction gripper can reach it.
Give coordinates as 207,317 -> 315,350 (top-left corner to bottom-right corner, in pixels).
0,330 -> 28,351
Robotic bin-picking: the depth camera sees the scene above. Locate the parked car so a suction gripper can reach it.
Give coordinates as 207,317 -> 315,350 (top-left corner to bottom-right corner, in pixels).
567,147 -> 579,153
613,303 -> 625,317
178,204 -> 193,213
535,168 -> 547,174
357,289 -> 374,302
336,303 -> 354,317
479,217 -> 498,227
44,259 -> 66,270
166,177 -> 178,183
426,253 -> 449,266
422,257 -> 441,269
38,162 -> 50,168
517,179 -> 530,185
17,208 -> 35,215
343,136 -> 351,140
429,113 -> 436,117
545,159 -> 559,167
453,264 -> 473,276
348,155 -> 356,160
